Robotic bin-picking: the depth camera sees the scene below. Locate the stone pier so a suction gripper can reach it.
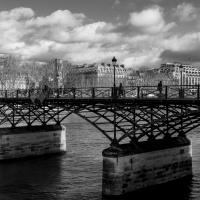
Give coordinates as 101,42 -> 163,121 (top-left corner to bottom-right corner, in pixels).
102,137 -> 192,196
0,125 -> 66,160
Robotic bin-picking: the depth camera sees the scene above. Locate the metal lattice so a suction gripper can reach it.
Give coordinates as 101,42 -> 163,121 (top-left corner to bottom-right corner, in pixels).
1,98 -> 200,145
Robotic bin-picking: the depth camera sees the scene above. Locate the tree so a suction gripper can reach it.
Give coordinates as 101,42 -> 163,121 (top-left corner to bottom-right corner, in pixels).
0,55 -> 21,89
20,61 -> 46,89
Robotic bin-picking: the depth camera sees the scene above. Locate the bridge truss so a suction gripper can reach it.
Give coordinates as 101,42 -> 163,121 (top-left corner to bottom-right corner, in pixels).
1,97 -> 200,145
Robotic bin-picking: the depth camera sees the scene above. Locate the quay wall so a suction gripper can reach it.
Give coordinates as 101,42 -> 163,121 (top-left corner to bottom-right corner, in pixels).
102,137 -> 192,196
0,125 -> 66,160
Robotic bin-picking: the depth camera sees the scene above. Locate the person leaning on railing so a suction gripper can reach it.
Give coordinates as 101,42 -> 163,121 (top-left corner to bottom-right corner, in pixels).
119,83 -> 124,98
157,81 -> 162,97
43,85 -> 49,98
70,86 -> 75,98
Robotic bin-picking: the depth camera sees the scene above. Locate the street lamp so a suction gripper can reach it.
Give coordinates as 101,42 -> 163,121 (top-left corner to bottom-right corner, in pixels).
55,59 -> 59,89
111,56 -> 117,146
112,56 -> 117,97
180,64 -> 183,86
179,64 -> 184,135
112,56 -> 117,87
179,64 -> 184,98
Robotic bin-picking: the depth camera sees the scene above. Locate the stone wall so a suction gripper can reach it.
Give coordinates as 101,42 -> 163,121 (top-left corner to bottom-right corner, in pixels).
0,125 -> 66,160
102,137 -> 192,196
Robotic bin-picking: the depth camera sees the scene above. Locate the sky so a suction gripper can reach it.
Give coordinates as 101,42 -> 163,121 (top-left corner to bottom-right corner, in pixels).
1,0 -> 200,69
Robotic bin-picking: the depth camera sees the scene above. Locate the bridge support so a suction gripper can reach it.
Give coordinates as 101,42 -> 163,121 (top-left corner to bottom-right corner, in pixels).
0,125 -> 66,161
102,137 -> 192,196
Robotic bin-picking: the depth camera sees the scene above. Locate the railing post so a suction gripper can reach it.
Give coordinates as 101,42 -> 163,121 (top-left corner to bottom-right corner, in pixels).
165,86 -> 168,99
5,90 -> 7,98
111,87 -> 114,98
17,90 -> 19,98
73,88 -> 76,99
111,87 -> 117,99
57,89 -> 59,98
179,88 -> 184,98
197,85 -> 200,100
137,86 -> 140,99
28,89 -> 31,98
92,88 -> 95,98
114,87 -> 118,99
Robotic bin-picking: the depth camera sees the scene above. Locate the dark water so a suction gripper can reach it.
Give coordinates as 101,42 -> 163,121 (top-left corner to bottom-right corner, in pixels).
0,115 -> 200,200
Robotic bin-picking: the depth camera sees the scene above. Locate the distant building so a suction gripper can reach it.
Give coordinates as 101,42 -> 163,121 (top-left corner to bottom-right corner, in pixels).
126,68 -> 140,86
2,73 -> 27,90
64,63 -> 136,88
160,62 -> 200,85
0,57 -> 38,90
0,57 -> 5,69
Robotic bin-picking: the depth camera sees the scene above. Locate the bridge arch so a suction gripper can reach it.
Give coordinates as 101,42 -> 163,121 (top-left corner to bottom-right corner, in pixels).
1,100 -> 200,145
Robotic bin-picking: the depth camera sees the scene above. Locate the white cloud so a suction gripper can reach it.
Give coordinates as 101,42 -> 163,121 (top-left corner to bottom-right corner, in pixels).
2,6 -> 200,69
0,7 -> 123,64
122,47 -> 162,68
0,7 -> 34,20
26,10 -> 85,28
173,3 -> 198,22
159,33 -> 200,51
112,0 -> 121,8
129,5 -> 176,34
158,32 -> 200,63
150,0 -> 163,2
71,22 -> 119,43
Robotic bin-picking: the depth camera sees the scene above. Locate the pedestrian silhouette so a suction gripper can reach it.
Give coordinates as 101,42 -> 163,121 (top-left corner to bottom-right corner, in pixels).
70,86 -> 75,98
157,81 -> 162,97
119,83 -> 124,98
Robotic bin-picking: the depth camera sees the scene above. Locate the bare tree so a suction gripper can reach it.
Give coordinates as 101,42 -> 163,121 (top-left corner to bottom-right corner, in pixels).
20,61 -> 46,89
0,55 -> 22,89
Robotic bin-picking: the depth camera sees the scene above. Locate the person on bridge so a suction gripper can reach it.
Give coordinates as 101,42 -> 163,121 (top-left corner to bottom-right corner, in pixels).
157,81 -> 162,97
43,85 -> 49,98
70,86 -> 75,98
119,83 -> 124,98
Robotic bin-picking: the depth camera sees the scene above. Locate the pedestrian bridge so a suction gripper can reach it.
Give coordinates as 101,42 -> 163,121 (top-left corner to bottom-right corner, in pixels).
0,85 -> 200,145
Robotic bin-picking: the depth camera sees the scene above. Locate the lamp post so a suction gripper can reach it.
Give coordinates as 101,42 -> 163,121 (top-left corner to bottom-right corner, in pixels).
180,64 -> 183,86
111,56 -> 117,146
112,56 -> 117,98
179,64 -> 184,98
179,64 -> 184,136
55,59 -> 59,89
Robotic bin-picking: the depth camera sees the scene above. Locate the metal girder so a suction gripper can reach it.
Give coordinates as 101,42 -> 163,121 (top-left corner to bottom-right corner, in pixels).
1,99 -> 200,145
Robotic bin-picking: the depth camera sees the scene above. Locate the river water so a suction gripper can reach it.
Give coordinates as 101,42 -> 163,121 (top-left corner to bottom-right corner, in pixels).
0,114 -> 200,200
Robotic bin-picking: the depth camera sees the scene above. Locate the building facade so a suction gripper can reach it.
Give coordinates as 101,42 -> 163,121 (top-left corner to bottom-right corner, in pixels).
160,62 -> 200,86
0,71 -> 27,90
64,63 -> 138,88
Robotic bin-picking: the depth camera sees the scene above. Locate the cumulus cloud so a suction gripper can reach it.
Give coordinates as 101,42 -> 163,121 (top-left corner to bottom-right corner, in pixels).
150,0 -> 163,2
159,32 -> 200,64
159,33 -> 200,52
112,0 -> 121,8
123,47 -> 162,68
173,3 -> 198,22
0,7 -> 87,57
129,5 -> 176,34
0,7 -> 125,65
70,22 -> 118,43
159,49 -> 200,64
26,10 -> 85,28
0,7 -> 34,20
1,6 -> 200,69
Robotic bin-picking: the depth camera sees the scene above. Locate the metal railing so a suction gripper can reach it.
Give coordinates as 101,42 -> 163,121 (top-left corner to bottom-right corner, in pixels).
1,85 -> 200,100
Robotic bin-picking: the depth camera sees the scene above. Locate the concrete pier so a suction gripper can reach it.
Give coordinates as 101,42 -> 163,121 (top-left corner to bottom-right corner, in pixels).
102,137 -> 192,196
0,125 -> 66,160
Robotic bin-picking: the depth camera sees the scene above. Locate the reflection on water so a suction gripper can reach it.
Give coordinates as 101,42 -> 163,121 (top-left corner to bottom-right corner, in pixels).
0,114 -> 200,200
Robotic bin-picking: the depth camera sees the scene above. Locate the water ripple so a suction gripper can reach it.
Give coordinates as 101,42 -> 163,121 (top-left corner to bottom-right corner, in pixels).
0,118 -> 200,199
